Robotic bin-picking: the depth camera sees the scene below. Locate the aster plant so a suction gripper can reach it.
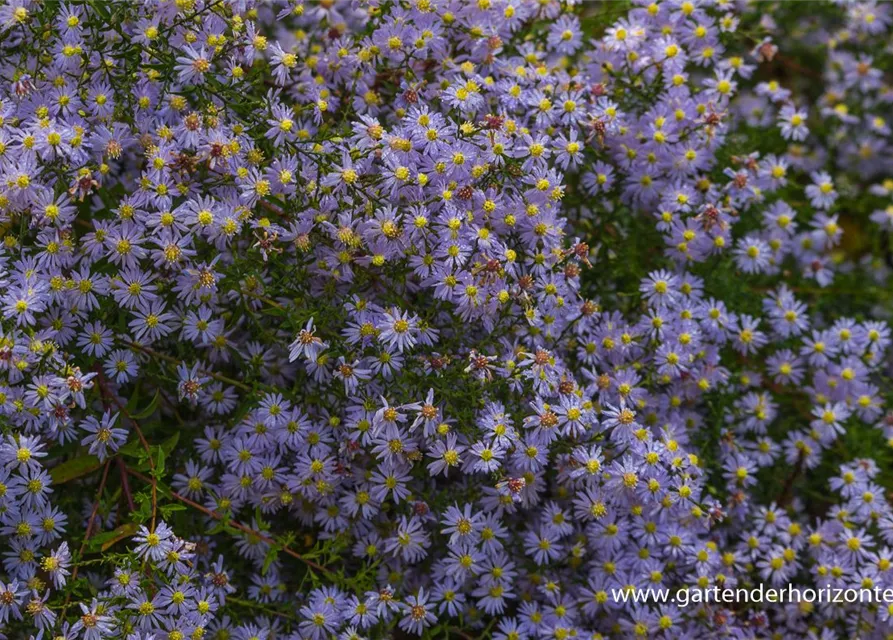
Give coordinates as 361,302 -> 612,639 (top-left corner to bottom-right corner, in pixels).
0,0 -> 893,638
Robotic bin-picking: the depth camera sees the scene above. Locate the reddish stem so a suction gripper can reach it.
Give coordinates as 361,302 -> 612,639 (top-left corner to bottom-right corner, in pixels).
93,366 -> 158,530
124,467 -> 330,574
118,459 -> 136,512
63,459 -> 112,614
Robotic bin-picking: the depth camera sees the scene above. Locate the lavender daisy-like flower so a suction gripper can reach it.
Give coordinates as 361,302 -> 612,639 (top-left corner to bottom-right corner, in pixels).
398,588 -> 437,635
378,308 -> 418,353
288,318 -> 326,362
71,598 -> 114,640
80,411 -> 127,461
778,103 -> 809,140
805,171 -> 838,210
132,522 -> 175,562
175,46 -> 211,85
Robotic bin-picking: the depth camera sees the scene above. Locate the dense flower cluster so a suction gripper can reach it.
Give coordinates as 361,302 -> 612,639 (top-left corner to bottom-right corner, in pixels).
0,0 -> 892,638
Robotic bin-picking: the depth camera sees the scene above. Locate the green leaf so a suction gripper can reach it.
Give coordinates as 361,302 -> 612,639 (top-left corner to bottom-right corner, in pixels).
100,523 -> 139,552
260,306 -> 285,317
132,492 -> 153,523
159,503 -> 186,518
88,0 -> 112,21
119,438 -> 145,459
85,522 -> 138,552
153,446 -> 166,479
261,546 -> 279,576
131,390 -> 160,420
125,385 -> 141,413
50,455 -> 101,484
160,431 -> 180,455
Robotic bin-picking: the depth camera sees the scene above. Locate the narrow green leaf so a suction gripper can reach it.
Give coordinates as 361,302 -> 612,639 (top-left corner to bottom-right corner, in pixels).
50,455 -> 101,484
153,446 -> 166,479
85,531 -> 117,553
131,390 -> 160,420
119,438 -> 144,459
125,385 -> 141,413
160,431 -> 180,455
261,546 -> 279,575
100,523 -> 139,552
132,492 -> 153,523
160,503 -> 186,518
